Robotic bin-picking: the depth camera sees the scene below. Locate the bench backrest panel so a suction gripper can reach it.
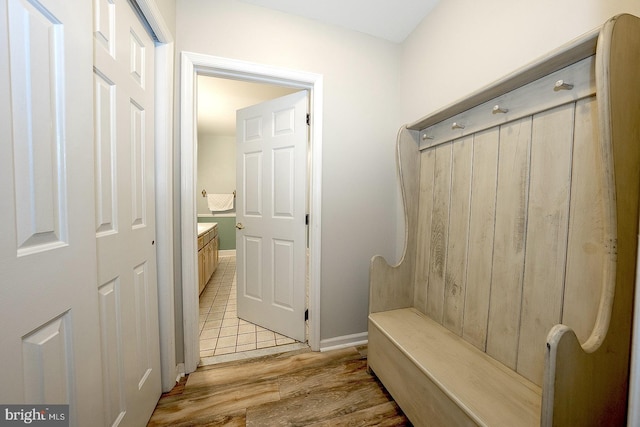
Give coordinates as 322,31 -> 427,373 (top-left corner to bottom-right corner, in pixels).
413,87 -> 607,386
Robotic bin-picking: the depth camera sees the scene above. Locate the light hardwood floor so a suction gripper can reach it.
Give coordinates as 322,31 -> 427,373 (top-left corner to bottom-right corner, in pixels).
148,346 -> 411,426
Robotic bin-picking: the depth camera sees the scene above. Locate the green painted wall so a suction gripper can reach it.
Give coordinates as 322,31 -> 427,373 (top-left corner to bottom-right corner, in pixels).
198,216 -> 236,250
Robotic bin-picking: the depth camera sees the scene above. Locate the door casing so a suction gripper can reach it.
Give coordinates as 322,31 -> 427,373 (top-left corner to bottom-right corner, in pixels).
133,0 -> 176,393
180,52 -> 323,373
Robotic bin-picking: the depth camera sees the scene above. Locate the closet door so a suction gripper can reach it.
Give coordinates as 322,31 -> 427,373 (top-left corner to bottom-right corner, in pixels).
0,0 -> 105,424
93,0 -> 161,425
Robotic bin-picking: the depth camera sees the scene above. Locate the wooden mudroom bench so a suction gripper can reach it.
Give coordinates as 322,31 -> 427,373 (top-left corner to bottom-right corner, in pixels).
368,14 -> 640,427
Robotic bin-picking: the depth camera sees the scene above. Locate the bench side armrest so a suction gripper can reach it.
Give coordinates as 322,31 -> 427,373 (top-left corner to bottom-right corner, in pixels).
542,14 -> 640,426
542,324 -> 628,426
370,127 -> 420,313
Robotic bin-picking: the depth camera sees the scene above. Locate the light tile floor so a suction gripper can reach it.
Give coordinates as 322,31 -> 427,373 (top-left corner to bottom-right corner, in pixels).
199,255 -> 299,361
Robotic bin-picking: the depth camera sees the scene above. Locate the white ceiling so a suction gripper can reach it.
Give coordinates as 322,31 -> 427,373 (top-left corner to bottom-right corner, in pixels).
197,76 -> 298,137
239,0 -> 441,43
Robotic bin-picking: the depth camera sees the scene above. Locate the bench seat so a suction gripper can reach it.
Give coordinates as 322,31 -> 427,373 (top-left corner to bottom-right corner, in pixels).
369,308 -> 541,426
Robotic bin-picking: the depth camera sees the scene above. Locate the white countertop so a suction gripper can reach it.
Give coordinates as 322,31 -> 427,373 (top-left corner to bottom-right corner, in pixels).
197,223 -> 217,237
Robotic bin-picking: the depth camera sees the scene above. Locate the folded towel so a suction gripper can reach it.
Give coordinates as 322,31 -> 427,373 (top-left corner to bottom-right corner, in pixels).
207,193 -> 234,211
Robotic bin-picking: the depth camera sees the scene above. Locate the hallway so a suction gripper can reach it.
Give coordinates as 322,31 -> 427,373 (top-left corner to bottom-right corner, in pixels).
199,255 -> 307,365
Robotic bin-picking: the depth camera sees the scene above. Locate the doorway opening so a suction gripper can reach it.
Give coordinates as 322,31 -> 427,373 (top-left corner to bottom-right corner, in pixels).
198,255 -> 309,365
180,52 -> 323,374
195,76 -> 308,365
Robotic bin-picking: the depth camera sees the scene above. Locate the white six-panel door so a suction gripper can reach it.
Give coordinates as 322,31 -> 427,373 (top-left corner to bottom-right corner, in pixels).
0,0 -> 105,424
93,0 -> 161,425
1,0 -> 161,424
236,91 -> 308,342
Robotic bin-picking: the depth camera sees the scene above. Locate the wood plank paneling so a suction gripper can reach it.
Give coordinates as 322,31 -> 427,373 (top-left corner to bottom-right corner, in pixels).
426,143 -> 452,322
518,104 -> 575,385
563,97 -> 605,344
443,136 -> 473,335
486,117 -> 532,369
413,102 -> 596,384
463,128 -> 499,349
414,149 -> 436,313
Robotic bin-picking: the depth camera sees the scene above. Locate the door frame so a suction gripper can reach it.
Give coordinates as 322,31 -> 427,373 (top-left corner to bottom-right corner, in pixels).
180,52 -> 323,373
135,0 -> 177,393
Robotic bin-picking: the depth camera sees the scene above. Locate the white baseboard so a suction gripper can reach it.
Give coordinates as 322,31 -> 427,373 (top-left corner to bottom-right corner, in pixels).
219,249 -> 236,257
319,332 -> 368,352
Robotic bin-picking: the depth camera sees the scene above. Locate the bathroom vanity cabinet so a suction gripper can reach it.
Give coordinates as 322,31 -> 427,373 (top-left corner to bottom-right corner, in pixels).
197,223 -> 219,295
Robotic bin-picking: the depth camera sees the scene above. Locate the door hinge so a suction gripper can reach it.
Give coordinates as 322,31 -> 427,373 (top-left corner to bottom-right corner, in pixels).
305,309 -> 309,321
306,113 -> 310,126
305,214 -> 309,225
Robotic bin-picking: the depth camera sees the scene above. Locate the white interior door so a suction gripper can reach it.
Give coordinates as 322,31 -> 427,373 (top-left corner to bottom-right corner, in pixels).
236,90 -> 308,342
93,0 -> 161,425
0,0 -> 105,424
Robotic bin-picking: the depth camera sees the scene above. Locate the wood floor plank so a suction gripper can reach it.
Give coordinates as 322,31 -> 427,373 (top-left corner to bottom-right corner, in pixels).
245,380 -> 394,426
148,380 -> 278,425
148,346 -> 408,426
148,412 -> 246,427
307,401 -> 410,427
278,358 -> 371,398
185,347 -> 359,390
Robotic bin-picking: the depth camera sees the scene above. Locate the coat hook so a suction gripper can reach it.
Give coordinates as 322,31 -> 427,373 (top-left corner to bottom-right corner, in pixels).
422,134 -> 434,140
554,80 -> 574,91
492,105 -> 508,114
202,189 -> 207,197
452,122 -> 465,130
